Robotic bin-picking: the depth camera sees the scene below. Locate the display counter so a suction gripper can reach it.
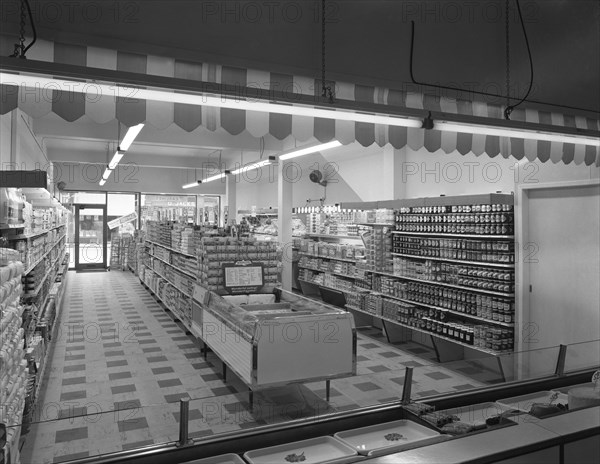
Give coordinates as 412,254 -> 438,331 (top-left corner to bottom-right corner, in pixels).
193,287 -> 357,397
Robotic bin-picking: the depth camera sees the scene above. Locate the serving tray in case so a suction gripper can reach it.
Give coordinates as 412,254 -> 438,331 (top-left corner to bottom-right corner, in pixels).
184,453 -> 245,464
435,401 -> 517,428
244,436 -> 359,464
496,391 -> 568,412
334,419 -> 447,457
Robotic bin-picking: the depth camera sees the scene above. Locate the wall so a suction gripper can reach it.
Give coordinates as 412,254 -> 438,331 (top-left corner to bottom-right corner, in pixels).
234,151 -> 370,213
399,147 -> 600,199
0,109 -> 59,196
51,162 -> 226,196
239,144 -> 600,209
0,112 -> 12,167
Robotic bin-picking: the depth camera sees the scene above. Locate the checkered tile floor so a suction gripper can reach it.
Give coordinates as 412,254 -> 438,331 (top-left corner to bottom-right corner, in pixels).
21,271 -> 486,463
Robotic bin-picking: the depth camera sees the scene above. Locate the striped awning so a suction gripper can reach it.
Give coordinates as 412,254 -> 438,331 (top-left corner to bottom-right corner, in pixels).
1,38 -> 599,166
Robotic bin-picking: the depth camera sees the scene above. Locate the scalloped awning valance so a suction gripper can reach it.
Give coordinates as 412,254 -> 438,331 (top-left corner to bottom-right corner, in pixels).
1,39 -> 598,166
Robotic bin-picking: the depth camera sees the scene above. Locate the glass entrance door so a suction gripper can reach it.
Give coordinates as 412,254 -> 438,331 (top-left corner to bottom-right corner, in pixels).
75,204 -> 107,270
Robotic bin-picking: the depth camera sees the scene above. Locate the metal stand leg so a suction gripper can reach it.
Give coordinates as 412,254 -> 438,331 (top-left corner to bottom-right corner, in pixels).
177,398 -> 190,447
203,342 -> 207,360
222,362 -> 227,382
249,389 -> 254,412
496,356 -> 507,383
325,380 -> 331,402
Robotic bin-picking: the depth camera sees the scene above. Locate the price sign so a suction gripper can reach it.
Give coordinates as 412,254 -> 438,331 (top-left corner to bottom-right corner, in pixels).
222,261 -> 264,295
193,284 -> 210,306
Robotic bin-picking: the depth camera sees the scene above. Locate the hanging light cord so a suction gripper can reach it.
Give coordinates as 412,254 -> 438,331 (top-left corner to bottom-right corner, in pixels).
504,0 -> 534,120
10,0 -> 36,58
505,0 -> 511,113
409,13 -> 597,115
321,0 -> 334,103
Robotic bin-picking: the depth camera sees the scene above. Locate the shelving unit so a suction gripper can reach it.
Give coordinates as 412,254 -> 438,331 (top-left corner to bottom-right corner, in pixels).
23,233 -> 67,275
307,233 -> 363,239
146,239 -> 196,258
148,253 -> 196,279
296,194 -> 516,362
150,266 -> 193,298
368,290 -> 514,327
368,270 -> 514,297
4,223 -> 67,241
392,231 -> 514,239
390,252 -> 515,268
0,182 -> 71,458
346,301 -> 504,356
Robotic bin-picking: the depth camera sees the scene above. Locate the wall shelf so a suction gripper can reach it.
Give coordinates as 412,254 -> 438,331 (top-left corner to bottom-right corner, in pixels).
23,234 -> 67,275
367,291 -> 514,327
392,231 -> 514,239
390,253 -> 515,268
368,270 -> 514,298
5,224 -> 66,241
346,302 -> 507,355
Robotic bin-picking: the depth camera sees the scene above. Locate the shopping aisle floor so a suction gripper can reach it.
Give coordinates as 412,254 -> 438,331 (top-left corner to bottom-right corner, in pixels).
22,271 -> 486,464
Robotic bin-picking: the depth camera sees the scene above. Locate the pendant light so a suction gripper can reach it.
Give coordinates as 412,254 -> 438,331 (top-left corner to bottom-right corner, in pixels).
279,141 -> 342,160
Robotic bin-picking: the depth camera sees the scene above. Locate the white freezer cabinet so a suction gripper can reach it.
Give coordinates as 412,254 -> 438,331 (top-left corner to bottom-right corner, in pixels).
192,287 -> 357,390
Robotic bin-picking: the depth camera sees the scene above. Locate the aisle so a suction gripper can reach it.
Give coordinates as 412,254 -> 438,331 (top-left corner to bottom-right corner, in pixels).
22,270 -> 484,464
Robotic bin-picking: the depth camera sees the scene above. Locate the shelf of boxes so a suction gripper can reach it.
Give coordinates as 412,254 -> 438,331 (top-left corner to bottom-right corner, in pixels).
149,253 -> 196,279
146,240 -> 196,258
4,223 -> 67,241
23,233 -> 67,275
0,261 -> 28,462
150,264 -> 193,298
22,244 -> 66,298
197,237 -> 279,294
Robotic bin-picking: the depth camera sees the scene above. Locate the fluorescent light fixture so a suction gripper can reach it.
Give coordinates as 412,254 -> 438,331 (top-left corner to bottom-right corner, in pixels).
102,167 -> 112,180
99,179 -> 106,186
108,150 -> 126,170
2,73 -> 599,147
0,74 -> 423,129
182,180 -> 202,189
231,157 -> 275,175
434,121 -> 600,147
279,140 -> 342,160
119,123 -> 145,151
202,170 -> 231,183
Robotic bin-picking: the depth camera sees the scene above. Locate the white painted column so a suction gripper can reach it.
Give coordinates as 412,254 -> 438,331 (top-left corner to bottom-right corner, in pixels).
277,160 -> 294,291
383,145 -> 407,200
392,145 -> 409,200
225,175 -> 237,226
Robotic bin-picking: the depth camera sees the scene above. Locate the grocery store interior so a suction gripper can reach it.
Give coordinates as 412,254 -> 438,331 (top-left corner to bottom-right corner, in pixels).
1,1 -> 599,464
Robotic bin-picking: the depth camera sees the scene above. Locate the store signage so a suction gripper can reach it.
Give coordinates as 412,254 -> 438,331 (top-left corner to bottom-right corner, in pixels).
222,261 -> 264,295
192,284 -> 211,306
108,211 -> 138,229
144,195 -> 195,207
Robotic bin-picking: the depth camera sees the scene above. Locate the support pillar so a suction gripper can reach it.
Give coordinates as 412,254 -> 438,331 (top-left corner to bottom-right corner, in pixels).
226,174 -> 237,226
278,160 -> 293,291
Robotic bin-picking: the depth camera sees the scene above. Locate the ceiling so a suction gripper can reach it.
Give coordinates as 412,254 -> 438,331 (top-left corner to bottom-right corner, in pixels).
2,0 -> 599,171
